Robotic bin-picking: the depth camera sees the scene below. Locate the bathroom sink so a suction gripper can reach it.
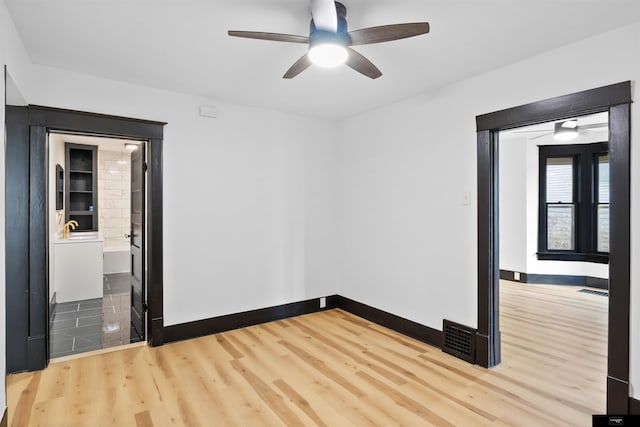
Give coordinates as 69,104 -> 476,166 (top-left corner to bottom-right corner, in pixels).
68,232 -> 99,240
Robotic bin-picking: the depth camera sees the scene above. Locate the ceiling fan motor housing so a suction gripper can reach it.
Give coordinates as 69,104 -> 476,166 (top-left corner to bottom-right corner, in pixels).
309,2 -> 350,48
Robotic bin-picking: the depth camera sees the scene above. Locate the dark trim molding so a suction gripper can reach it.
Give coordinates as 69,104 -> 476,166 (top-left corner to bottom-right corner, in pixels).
630,397 -> 640,415
527,274 -> 609,290
164,297 -> 332,343
164,295 -> 443,351
147,137 -> 164,347
1,407 -> 7,427
476,129 -> 501,368
4,105 -> 165,374
607,102 -> 631,410
5,106 -> 30,374
477,81 -> 631,413
28,105 -> 165,138
500,270 -> 609,290
476,81 -> 631,131
608,376 -> 630,414
332,295 -> 442,348
29,124 -> 48,372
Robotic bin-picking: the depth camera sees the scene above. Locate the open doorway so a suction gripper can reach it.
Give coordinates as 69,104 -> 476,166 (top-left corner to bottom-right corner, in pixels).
5,104 -> 164,374
47,132 -> 146,358
497,112 -> 609,418
476,81 -> 631,413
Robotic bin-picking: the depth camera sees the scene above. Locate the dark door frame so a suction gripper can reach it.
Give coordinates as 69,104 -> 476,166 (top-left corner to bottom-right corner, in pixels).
475,81 -> 632,414
5,105 -> 166,373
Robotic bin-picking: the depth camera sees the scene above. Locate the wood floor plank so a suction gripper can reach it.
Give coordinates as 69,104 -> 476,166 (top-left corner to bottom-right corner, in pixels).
8,281 -> 606,426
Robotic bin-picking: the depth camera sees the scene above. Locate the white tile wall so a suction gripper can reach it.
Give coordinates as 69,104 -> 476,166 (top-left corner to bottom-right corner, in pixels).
98,150 -> 131,250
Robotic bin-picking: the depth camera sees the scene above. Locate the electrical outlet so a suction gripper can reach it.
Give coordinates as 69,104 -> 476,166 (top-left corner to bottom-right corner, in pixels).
320,297 -> 326,309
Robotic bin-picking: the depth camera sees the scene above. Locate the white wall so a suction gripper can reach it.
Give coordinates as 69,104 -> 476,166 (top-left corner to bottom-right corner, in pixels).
1,0 -> 33,416
499,137 -> 527,273
338,22 -> 640,398
27,65 -> 339,326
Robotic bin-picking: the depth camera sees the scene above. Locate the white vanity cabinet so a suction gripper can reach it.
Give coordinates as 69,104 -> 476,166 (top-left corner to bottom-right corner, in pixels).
54,236 -> 104,303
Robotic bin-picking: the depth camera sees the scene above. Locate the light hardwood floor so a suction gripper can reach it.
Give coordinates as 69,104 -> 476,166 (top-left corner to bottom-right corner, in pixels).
7,281 -> 607,426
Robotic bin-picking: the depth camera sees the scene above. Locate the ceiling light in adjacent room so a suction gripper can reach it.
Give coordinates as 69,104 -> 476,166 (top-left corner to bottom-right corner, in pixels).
125,143 -> 138,151
117,160 -> 128,165
553,121 -> 579,141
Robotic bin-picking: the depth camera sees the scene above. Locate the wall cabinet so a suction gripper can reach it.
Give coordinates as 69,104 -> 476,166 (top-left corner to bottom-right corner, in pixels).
65,143 -> 98,231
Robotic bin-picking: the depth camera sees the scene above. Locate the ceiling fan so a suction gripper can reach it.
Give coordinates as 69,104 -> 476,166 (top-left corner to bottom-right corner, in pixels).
514,119 -> 608,141
228,0 -> 430,79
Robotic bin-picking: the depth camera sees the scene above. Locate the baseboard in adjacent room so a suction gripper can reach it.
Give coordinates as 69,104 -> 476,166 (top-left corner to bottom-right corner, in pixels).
499,269 -> 527,283
499,270 -> 608,290
630,396 -> 640,414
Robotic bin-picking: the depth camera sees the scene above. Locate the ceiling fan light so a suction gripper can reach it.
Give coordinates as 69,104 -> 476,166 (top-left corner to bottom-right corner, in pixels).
553,122 -> 578,141
308,43 -> 348,68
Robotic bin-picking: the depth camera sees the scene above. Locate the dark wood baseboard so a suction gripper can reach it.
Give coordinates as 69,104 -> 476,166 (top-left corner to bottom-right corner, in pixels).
499,269 -> 527,283
163,297 -> 331,343
163,295 -> 443,351
1,407 -> 7,427
331,295 -> 442,349
499,270 -> 608,290
630,396 -> 640,414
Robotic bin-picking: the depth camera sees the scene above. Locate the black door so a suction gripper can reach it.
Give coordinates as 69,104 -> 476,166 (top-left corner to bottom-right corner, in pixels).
129,143 -> 146,342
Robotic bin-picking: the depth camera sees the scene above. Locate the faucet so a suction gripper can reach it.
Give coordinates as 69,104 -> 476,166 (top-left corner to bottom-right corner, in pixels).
63,220 -> 79,238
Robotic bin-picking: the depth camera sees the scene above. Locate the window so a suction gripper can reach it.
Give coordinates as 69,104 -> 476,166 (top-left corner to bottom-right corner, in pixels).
538,142 -> 609,263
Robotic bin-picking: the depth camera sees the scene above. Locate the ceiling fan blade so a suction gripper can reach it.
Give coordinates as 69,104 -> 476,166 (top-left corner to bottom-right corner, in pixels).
512,129 -> 552,133
529,132 -> 553,140
311,0 -> 338,32
349,22 -> 430,46
579,123 -> 608,130
283,55 -> 312,79
345,48 -> 382,79
228,31 -> 309,44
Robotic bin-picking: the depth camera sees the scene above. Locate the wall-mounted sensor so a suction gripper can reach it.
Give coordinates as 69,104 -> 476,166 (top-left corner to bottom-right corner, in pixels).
199,105 -> 218,118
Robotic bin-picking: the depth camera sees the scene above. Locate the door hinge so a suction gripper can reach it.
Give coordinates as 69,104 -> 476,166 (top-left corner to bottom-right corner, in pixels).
142,302 -> 149,313
143,162 -> 148,172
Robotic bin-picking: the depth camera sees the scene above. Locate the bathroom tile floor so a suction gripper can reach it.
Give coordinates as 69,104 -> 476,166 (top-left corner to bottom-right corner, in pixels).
50,273 -> 134,358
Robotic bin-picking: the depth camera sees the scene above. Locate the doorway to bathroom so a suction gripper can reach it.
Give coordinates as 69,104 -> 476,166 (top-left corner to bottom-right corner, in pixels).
48,132 -> 145,358
5,104 -> 165,374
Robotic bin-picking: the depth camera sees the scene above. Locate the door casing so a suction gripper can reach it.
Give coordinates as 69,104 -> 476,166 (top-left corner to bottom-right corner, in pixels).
5,105 -> 165,373
475,81 -> 632,413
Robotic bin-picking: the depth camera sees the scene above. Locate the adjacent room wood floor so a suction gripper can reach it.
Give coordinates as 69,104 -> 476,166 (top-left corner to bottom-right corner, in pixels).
7,281 -> 607,426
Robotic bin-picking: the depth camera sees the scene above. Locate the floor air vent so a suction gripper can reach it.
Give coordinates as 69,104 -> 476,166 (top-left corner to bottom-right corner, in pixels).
442,320 -> 476,364
578,288 -> 608,297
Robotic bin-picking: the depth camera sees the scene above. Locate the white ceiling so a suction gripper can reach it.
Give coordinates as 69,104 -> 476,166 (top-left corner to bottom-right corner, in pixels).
6,0 -> 640,120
